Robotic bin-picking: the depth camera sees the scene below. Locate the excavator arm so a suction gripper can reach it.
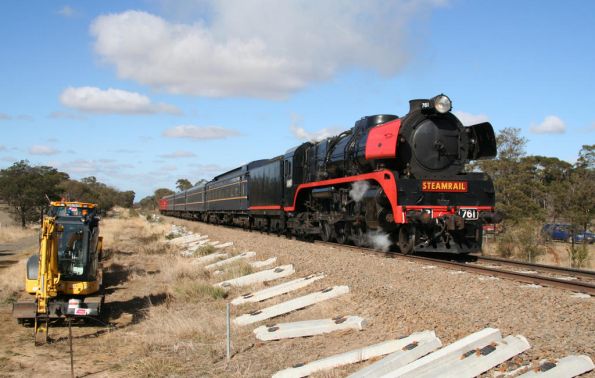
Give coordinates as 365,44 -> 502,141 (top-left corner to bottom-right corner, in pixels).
36,217 -> 61,312
34,217 -> 61,344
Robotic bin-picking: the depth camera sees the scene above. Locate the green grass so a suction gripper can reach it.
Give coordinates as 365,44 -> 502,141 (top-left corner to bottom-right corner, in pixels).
165,232 -> 180,240
173,281 -> 227,301
195,244 -> 216,256
221,260 -> 254,280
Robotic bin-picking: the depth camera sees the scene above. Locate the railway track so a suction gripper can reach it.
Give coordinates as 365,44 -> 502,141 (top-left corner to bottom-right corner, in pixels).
314,241 -> 595,295
166,217 -> 595,295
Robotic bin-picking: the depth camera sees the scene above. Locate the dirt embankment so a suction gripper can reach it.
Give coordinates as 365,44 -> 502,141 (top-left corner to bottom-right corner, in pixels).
0,212 -> 593,377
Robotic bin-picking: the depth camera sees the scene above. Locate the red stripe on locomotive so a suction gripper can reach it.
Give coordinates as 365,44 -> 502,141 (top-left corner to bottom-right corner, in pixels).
283,169 -> 402,222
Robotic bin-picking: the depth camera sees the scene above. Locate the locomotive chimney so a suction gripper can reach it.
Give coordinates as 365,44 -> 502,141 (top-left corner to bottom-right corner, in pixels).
409,99 -> 428,113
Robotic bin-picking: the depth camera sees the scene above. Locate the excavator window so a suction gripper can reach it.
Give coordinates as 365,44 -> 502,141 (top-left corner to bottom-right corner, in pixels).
57,223 -> 90,280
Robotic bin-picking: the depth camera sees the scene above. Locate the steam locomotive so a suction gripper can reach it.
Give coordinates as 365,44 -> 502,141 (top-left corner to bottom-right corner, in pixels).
160,94 -> 501,254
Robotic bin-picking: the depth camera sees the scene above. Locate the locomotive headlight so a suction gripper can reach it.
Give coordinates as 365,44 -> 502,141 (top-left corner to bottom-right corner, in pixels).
432,94 -> 452,114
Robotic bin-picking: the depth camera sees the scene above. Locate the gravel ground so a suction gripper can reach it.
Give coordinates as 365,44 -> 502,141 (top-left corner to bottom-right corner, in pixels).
168,216 -> 594,377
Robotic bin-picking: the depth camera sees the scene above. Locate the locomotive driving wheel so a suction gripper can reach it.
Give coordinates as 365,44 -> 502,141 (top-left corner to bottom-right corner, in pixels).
335,222 -> 348,244
398,225 -> 416,255
352,225 -> 367,247
320,221 -> 334,242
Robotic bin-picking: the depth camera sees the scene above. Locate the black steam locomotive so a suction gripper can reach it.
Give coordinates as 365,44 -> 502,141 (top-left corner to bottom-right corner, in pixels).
160,94 -> 500,254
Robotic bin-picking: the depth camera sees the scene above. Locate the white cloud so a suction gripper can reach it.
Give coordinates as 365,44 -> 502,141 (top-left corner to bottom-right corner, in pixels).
290,114 -> 341,142
0,113 -> 10,120
29,145 -> 60,155
58,6 -> 76,17
90,2 -> 443,99
531,115 -> 566,134
452,111 -> 490,126
0,145 -> 5,151
160,150 -> 196,159
60,86 -> 181,115
162,125 -> 240,140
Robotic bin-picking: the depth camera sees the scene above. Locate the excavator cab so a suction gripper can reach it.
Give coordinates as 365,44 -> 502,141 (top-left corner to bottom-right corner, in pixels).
56,220 -> 100,282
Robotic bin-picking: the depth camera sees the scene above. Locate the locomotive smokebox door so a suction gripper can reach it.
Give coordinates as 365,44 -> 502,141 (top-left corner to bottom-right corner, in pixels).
465,122 -> 497,160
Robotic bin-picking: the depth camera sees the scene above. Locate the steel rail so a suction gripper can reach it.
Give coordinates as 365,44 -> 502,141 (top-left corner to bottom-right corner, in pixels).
471,255 -> 595,280
313,241 -> 595,296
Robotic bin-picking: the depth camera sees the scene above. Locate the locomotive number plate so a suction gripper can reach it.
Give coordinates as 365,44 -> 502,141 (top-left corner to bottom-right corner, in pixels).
458,208 -> 478,220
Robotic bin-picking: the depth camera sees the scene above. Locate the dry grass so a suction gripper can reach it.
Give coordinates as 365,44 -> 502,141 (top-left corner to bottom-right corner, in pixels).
0,225 -> 35,243
110,238 -> 231,376
130,304 -> 228,376
160,256 -> 209,282
100,215 -> 172,256
0,258 -> 27,304
159,256 -> 227,301
484,235 -> 595,267
18,214 -> 305,377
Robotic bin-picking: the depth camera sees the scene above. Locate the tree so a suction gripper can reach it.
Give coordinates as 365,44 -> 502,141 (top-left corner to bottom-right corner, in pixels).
477,128 -> 544,222
194,179 -> 208,186
521,156 -> 572,221
576,144 -> 594,170
60,177 -> 135,211
117,190 -> 136,208
496,127 -> 527,161
60,179 -> 100,204
138,195 -> 156,210
0,160 -> 68,227
154,188 -> 174,200
176,178 -> 192,191
560,146 -> 595,233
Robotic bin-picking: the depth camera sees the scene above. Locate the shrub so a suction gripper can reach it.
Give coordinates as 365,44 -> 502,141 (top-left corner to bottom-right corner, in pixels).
173,281 -> 227,301
165,232 -> 178,240
196,244 -> 216,256
494,221 -> 545,262
515,222 -> 545,263
222,260 -> 253,280
567,242 -> 590,268
495,230 -> 515,258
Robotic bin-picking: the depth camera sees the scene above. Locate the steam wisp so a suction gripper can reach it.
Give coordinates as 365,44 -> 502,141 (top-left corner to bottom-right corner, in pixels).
366,230 -> 391,252
349,181 -> 369,202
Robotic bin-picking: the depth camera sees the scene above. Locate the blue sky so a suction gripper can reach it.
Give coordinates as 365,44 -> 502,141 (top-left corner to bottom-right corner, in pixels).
1,0 -> 593,200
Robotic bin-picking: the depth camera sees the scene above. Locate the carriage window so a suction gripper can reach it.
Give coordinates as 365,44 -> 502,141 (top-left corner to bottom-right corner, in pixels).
284,161 -> 292,178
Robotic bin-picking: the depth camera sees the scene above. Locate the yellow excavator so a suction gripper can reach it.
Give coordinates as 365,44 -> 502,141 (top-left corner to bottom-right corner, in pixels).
12,201 -> 104,344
